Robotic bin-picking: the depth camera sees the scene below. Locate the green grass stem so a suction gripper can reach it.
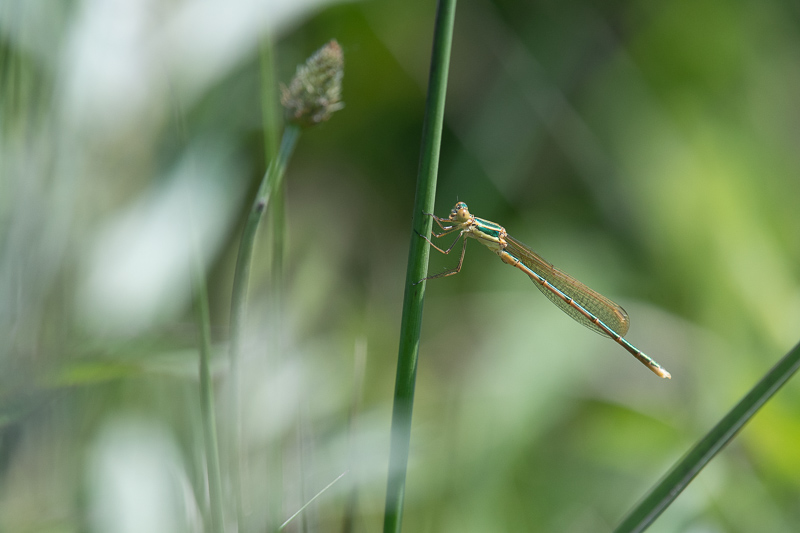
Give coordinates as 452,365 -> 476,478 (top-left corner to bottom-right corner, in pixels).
260,36 -> 286,532
343,338 -> 367,533
383,1 -> 458,532
261,38 -> 286,307
228,123 -> 300,530
193,263 -> 225,533
260,37 -> 280,162
615,341 -> 800,532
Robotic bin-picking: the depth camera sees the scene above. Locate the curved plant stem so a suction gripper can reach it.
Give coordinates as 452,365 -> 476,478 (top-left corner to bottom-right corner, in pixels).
259,35 -> 285,532
193,263 -> 225,533
615,341 -> 800,533
383,1 -> 458,532
228,124 -> 300,530
260,36 -> 280,162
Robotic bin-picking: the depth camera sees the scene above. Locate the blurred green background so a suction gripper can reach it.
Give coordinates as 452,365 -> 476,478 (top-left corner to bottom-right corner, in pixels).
2,0 -> 800,531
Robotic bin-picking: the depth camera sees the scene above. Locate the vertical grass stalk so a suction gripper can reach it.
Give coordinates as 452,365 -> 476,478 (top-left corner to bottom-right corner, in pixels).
228,38 -> 342,531
260,36 -> 280,162
343,338 -> 368,533
383,1 -> 458,532
259,35 -> 285,531
193,264 -> 226,533
228,123 -> 300,529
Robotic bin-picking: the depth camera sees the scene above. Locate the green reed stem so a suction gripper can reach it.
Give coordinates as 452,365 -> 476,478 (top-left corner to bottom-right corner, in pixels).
615,341 -> 800,532
260,36 -> 286,532
228,123 -> 300,530
383,1 -> 457,532
193,263 -> 225,533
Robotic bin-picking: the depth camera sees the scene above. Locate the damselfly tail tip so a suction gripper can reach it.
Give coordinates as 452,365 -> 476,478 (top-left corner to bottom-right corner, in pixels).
653,366 -> 671,379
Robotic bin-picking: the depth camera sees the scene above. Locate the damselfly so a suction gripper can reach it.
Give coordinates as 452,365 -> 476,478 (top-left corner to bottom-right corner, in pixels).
419,201 -> 671,379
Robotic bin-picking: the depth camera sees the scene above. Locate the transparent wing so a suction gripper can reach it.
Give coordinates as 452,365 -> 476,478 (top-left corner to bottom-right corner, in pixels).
505,235 -> 630,337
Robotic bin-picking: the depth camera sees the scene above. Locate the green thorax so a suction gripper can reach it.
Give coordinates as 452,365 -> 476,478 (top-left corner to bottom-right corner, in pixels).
472,217 -> 503,239
467,216 -> 506,254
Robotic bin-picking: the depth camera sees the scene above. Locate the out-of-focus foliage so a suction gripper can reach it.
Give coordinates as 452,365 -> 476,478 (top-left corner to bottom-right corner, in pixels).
1,0 -> 799,532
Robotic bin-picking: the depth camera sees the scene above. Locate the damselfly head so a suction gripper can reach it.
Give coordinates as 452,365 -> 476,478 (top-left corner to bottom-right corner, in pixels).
450,202 -> 471,222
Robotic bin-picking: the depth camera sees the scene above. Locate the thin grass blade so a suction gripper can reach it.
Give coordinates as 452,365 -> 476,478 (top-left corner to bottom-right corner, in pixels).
615,341 -> 800,532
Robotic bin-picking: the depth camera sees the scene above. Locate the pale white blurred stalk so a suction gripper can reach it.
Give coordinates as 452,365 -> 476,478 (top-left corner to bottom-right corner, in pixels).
227,39 -> 343,531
